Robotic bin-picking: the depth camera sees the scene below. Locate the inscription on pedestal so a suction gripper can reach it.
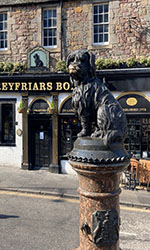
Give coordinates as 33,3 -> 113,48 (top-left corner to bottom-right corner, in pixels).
92,208 -> 119,246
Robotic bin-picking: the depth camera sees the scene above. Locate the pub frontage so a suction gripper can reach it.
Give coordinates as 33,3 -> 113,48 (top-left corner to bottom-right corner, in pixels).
1,68 -> 150,175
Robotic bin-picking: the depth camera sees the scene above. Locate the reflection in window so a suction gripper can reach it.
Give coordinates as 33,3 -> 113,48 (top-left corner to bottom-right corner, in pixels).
60,117 -> 81,156
0,101 -> 15,145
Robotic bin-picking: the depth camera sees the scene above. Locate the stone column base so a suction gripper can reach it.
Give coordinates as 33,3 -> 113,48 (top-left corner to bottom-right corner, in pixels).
21,162 -> 29,170
49,164 -> 59,173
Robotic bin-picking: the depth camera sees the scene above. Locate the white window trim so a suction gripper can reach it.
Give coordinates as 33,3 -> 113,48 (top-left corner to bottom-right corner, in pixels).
42,7 -> 57,49
0,12 -> 8,50
92,3 -> 110,46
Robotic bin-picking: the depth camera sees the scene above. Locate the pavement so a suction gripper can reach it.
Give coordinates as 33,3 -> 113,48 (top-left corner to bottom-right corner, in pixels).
0,165 -> 150,209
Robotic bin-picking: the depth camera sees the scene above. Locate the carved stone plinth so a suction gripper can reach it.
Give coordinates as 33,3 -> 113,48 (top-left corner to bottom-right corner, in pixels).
69,138 -> 130,250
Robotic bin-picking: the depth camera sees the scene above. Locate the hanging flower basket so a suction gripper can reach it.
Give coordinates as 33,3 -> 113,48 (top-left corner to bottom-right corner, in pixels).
17,107 -> 26,113
48,107 -> 54,114
17,102 -> 25,113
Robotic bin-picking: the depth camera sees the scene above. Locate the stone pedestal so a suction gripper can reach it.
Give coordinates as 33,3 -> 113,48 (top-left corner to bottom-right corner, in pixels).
69,138 -> 130,250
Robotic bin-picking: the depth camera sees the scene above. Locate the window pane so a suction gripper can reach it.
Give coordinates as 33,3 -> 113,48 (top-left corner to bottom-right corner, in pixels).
44,29 -> 48,37
99,34 -> 103,42
104,5 -> 109,12
94,15 -> 98,24
99,5 -> 103,13
48,37 -> 52,46
0,40 -> 4,48
0,14 -> 3,22
2,104 -> 14,143
99,25 -> 103,33
53,18 -> 57,26
53,9 -> 56,17
94,25 -> 98,33
48,29 -> 52,36
99,15 -> 103,23
44,38 -> 47,46
4,22 -> 7,30
53,28 -> 56,37
94,6 -> 98,14
5,40 -> 7,48
48,10 -> 52,18
0,32 -> 4,39
43,19 -> 47,27
60,117 -> 81,156
43,10 -> 47,18
94,34 -> 98,43
104,34 -> 108,42
0,23 -> 3,30
48,19 -> 52,27
104,24 -> 108,32
54,37 -> 57,45
104,14 -> 108,22
5,32 -> 7,39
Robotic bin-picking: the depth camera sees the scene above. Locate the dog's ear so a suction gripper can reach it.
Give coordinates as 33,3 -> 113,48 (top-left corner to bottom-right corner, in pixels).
66,53 -> 75,67
87,51 -> 96,77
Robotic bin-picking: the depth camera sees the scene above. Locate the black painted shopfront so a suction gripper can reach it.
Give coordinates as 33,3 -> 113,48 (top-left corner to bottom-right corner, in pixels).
1,69 -> 150,171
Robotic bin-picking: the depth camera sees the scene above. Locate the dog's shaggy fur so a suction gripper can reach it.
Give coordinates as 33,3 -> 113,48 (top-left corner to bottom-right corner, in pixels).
67,49 -> 127,147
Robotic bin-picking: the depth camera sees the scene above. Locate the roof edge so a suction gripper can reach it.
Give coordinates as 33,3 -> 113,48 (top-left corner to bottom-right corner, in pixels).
0,0 -> 59,7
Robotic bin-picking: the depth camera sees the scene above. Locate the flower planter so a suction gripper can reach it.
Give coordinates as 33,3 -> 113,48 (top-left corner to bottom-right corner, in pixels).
17,107 -> 25,113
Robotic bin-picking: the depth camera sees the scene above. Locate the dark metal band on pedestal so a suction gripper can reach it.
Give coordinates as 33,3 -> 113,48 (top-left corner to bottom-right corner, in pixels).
69,155 -> 129,165
78,187 -> 121,199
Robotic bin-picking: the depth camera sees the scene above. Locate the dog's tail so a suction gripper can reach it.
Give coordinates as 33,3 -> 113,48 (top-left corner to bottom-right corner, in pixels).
103,129 -> 127,148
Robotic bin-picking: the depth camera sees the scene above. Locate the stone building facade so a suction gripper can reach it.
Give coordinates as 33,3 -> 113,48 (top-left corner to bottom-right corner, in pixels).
1,0 -> 150,68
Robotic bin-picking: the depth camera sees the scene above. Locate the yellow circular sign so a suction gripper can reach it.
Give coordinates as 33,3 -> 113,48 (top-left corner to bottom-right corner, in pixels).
126,97 -> 138,106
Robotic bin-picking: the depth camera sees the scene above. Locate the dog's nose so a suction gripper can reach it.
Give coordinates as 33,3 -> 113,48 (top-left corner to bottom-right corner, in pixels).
68,64 -> 75,74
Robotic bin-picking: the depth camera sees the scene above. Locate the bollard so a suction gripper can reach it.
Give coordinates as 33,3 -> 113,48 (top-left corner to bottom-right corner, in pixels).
67,49 -> 130,250
69,138 -> 130,250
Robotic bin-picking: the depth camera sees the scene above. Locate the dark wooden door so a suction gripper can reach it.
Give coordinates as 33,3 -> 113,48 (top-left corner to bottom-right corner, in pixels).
28,116 -> 52,169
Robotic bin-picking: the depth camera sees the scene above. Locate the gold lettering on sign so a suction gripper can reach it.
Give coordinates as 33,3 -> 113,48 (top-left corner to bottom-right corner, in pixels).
8,82 -> 14,90
40,82 -> 46,91
2,82 -> 8,90
0,81 -> 72,91
33,82 -> 39,90
47,82 -> 53,91
56,82 -> 62,90
28,82 -> 32,91
15,82 -> 20,90
21,82 -> 28,91
63,82 -> 70,91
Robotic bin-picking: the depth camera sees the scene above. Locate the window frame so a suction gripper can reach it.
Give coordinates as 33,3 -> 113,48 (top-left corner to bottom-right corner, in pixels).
0,12 -> 8,51
42,7 -> 57,49
93,3 -> 109,46
59,115 -> 81,158
0,99 -> 16,146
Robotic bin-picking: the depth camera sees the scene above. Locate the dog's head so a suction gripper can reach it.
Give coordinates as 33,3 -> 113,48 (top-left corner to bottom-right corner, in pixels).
67,49 -> 95,84
34,53 -> 39,60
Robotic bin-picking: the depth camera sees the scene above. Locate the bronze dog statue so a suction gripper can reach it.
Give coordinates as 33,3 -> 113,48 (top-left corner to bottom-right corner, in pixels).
67,49 -> 127,147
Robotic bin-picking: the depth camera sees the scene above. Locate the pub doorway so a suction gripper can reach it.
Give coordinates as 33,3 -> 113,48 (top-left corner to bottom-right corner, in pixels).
28,115 -> 52,169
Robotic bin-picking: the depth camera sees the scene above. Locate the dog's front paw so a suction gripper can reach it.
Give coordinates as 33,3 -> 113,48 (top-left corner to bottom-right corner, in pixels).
91,129 -> 102,138
77,129 -> 88,137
